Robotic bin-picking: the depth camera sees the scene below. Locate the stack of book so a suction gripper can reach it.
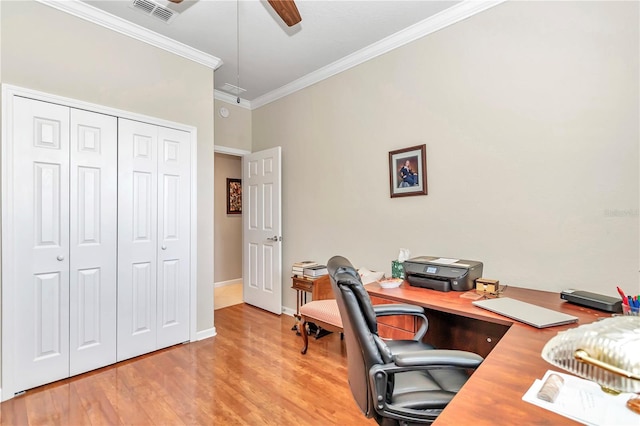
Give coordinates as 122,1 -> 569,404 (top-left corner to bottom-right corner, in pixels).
303,264 -> 328,278
292,260 -> 318,277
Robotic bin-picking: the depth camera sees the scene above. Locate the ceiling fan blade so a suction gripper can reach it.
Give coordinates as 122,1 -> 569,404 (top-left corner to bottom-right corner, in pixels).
268,0 -> 302,27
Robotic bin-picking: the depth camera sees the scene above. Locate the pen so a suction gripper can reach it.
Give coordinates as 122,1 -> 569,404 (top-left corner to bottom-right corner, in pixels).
617,286 -> 629,306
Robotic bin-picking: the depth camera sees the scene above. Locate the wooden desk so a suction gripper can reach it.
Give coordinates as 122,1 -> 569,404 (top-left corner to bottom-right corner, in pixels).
366,282 -> 613,425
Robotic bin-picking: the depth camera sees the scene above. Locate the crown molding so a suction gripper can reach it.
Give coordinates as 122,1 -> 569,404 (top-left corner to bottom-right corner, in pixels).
251,0 -> 506,109
214,145 -> 251,156
35,0 -> 222,70
214,90 -> 252,110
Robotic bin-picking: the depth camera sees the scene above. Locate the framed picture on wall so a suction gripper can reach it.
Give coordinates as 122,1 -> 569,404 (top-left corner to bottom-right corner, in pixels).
226,178 -> 242,214
389,144 -> 427,198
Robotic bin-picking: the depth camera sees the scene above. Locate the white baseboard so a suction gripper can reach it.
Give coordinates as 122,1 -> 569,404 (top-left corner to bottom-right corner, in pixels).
196,327 -> 217,341
214,278 -> 242,288
281,307 -> 296,317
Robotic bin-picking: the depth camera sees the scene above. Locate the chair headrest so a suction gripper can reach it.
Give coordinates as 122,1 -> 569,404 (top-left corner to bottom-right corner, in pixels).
327,255 -> 360,281
328,255 -> 380,336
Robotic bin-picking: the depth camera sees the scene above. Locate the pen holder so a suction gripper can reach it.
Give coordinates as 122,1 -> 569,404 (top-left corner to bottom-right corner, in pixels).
622,304 -> 639,316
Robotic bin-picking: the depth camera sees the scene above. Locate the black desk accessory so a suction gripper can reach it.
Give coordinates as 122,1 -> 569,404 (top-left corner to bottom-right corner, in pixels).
560,289 -> 622,313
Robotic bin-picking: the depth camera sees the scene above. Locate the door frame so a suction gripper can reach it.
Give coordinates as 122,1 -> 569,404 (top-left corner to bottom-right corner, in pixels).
1,84 -> 199,401
213,145 -> 250,306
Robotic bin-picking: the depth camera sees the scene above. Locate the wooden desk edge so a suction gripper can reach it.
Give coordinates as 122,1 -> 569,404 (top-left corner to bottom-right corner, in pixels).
365,282 -> 612,425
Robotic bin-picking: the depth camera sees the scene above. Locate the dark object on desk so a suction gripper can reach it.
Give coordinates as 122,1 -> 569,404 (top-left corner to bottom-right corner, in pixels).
560,289 -> 623,313
327,255 -> 483,425
403,256 -> 483,292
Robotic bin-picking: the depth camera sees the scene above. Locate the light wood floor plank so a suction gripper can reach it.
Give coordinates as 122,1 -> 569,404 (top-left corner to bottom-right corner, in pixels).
0,304 -> 375,425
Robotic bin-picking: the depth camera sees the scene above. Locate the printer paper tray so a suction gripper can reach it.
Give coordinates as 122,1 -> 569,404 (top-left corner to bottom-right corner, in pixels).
407,275 -> 451,292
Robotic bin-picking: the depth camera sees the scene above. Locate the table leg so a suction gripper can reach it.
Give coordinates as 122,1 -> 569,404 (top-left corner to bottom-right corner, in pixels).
291,289 -> 302,332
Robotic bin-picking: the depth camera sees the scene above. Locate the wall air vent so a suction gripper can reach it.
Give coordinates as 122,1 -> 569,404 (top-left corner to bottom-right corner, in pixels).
130,0 -> 178,24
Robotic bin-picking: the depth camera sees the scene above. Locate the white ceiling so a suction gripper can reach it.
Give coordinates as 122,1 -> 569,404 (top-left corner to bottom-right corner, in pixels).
73,0 -> 498,108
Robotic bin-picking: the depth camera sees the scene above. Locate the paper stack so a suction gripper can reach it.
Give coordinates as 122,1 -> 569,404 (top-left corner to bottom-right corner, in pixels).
522,370 -> 639,425
292,260 -> 318,277
303,264 -> 328,278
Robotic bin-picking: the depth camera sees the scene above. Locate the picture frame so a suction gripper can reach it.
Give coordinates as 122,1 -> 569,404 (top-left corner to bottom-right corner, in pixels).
389,144 -> 427,198
226,178 -> 242,214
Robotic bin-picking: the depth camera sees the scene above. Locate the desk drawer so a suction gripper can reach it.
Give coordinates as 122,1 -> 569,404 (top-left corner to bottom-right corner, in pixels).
292,278 -> 313,292
377,323 -> 416,340
370,295 -> 417,339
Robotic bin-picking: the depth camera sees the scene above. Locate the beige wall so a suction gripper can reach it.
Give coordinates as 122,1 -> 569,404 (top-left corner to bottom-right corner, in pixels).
252,1 -> 640,311
214,99 -> 252,151
1,0 -> 215,335
214,153 -> 242,282
212,99 -> 250,287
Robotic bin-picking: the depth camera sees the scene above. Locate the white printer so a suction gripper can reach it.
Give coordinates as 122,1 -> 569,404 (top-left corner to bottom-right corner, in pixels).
403,256 -> 483,292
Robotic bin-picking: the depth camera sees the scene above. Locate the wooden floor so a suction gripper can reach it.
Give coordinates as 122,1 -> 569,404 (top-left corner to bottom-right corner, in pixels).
214,282 -> 243,310
0,304 -> 374,425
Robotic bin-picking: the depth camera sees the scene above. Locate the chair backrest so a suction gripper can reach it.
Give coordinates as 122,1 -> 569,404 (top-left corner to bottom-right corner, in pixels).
327,255 -> 392,419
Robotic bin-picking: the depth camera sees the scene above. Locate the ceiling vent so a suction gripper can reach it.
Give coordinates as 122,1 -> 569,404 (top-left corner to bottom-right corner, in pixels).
218,83 -> 247,96
130,0 -> 178,24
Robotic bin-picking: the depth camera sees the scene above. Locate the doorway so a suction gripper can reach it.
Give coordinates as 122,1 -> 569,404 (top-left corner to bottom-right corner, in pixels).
214,152 -> 243,309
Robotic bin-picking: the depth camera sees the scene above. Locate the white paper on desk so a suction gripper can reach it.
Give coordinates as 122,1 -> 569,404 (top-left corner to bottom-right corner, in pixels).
432,258 -> 459,265
522,370 -> 639,426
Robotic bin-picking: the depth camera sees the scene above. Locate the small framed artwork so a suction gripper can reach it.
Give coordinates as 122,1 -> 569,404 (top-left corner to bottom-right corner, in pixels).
226,178 -> 242,214
389,144 -> 427,198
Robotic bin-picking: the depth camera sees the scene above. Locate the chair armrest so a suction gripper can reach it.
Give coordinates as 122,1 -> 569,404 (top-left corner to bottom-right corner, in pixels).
373,304 -> 428,341
373,303 -> 424,316
393,349 -> 483,369
368,351 -> 484,422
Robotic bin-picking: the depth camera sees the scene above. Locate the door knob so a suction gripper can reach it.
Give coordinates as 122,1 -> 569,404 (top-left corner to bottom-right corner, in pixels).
161,245 -> 167,250
266,236 -> 279,241
56,255 -> 65,261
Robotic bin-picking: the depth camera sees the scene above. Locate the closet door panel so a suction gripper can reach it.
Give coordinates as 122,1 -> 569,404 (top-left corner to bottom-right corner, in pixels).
69,109 -> 117,375
117,118 -> 158,361
12,97 -> 70,392
156,127 -> 191,349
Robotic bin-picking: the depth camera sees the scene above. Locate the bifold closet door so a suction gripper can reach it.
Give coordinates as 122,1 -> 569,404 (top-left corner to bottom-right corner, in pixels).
13,97 -> 71,391
69,108 -> 118,376
155,126 -> 191,349
117,119 -> 190,361
11,97 -> 117,392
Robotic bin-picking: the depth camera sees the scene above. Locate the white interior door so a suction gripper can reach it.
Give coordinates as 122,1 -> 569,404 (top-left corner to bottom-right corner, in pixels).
118,119 -> 191,360
69,109 -> 118,375
117,118 -> 159,361
242,147 -> 282,314
156,126 -> 191,349
2,86 -> 197,401
12,96 -> 71,391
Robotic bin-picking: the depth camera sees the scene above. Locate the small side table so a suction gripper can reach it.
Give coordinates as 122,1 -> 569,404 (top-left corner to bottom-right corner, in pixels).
291,275 -> 333,336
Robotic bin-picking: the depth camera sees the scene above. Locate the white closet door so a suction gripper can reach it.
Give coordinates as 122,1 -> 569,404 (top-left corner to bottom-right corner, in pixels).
69,109 -> 118,375
12,97 -> 71,391
117,118 -> 159,361
156,127 -> 191,349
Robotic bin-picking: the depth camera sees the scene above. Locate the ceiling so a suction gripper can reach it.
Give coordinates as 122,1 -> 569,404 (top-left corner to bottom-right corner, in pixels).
75,0 -> 496,108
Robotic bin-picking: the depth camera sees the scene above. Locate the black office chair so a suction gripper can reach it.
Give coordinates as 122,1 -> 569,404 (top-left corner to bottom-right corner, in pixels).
327,255 -> 483,425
